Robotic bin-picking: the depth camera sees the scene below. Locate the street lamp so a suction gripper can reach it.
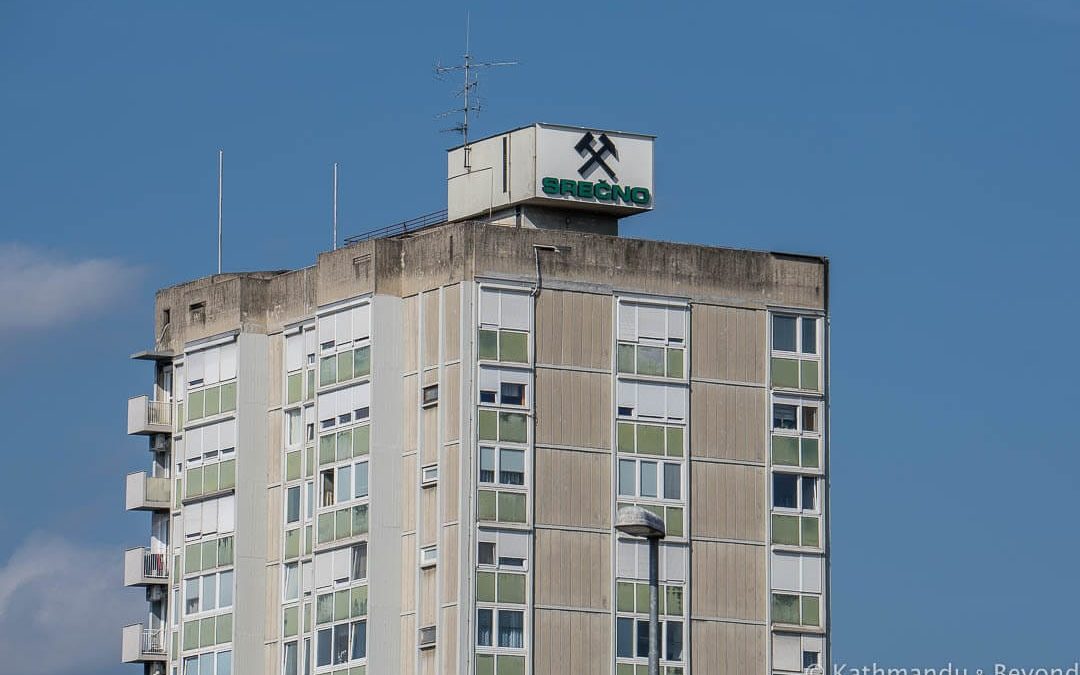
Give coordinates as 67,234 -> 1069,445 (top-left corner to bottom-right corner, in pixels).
615,505 -> 667,675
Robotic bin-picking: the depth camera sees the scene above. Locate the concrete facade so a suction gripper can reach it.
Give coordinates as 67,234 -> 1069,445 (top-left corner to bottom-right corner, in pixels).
125,216 -> 829,675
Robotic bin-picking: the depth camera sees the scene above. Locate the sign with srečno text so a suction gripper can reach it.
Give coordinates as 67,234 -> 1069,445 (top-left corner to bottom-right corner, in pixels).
535,124 -> 654,211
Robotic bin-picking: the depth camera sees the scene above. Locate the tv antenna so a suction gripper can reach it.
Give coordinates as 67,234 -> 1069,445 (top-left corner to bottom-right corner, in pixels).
435,12 -> 517,171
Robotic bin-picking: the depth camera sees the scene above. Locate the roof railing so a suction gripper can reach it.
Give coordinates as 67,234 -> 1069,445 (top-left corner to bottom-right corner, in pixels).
343,208 -> 449,246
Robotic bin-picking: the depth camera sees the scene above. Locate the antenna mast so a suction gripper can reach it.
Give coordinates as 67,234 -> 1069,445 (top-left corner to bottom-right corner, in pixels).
217,149 -> 223,274
332,162 -> 339,250
435,13 -> 517,171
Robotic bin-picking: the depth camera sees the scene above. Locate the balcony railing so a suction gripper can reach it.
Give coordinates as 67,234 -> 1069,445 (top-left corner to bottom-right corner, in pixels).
127,395 -> 173,435
124,547 -> 169,586
143,551 -> 167,579
141,628 -> 165,654
121,623 -> 167,662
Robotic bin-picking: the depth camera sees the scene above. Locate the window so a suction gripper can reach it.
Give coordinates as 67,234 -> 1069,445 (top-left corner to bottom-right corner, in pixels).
772,401 -> 819,433
479,447 -> 525,486
618,459 -> 682,501
500,383 -> 525,406
319,460 -> 369,507
773,474 -> 818,512
184,570 -> 233,616
287,409 -> 303,446
420,545 -> 437,567
774,313 -> 821,355
772,592 -> 821,627
351,543 -> 367,581
615,618 -> 684,662
418,625 -> 437,648
183,650 -> 231,675
478,542 -> 496,566
284,562 -> 299,601
771,314 -> 822,391
286,486 -> 301,524
476,609 -> 525,649
283,642 -> 298,675
421,464 -> 438,486
478,368 -> 529,406
422,384 -> 439,406
804,651 -> 821,669
316,620 -> 367,667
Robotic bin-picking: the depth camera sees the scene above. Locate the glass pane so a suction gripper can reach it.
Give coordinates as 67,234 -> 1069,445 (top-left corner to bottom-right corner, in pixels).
480,390 -> 497,403
617,343 -> 636,373
478,410 -> 498,441
333,623 -> 349,664
499,331 -> 528,363
353,345 -> 371,377
478,329 -> 499,360
772,435 -> 799,466
801,406 -> 818,432
772,357 -> 800,388
617,422 -> 635,452
801,476 -> 817,511
499,412 -> 527,443
283,643 -> 298,675
319,356 -> 336,387
639,461 -> 658,498
478,542 -> 495,565
636,425 -> 664,455
316,628 -> 331,666
185,578 -> 199,614
773,404 -> 797,430
635,619 -> 649,658
665,620 -> 683,661
350,620 -> 367,659
800,438 -> 820,469
354,462 -> 369,499
497,610 -> 524,648
663,463 -> 681,500
665,348 -> 684,379
316,594 -> 333,624
772,514 -> 800,546
616,617 -> 634,658
479,447 -> 496,483
773,316 -> 797,351
800,359 -> 820,392
351,543 -> 367,580
773,474 -> 798,509
618,460 -> 636,496
217,650 -> 232,675
477,609 -> 493,646
201,574 -> 217,611
501,383 -> 525,406
284,564 -> 298,601
499,448 -> 525,486
637,346 -> 665,376
219,570 -> 233,608
801,318 -> 817,355
801,596 -> 821,626
772,593 -> 800,624
337,465 -> 352,503
287,486 -> 301,523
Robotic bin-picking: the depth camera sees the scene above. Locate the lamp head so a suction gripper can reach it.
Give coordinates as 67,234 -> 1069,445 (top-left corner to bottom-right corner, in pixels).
614,505 -> 667,540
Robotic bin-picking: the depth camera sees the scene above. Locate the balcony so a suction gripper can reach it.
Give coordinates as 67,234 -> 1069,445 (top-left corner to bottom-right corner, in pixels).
121,623 -> 167,663
127,395 -> 172,435
126,472 -> 172,511
123,547 -> 169,587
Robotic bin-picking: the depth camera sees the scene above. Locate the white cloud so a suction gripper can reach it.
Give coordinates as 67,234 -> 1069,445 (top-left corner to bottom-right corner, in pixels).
0,534 -> 142,675
0,243 -> 141,334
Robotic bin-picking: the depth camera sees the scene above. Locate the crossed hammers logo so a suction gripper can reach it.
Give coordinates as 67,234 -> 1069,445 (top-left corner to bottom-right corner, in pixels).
575,131 -> 619,182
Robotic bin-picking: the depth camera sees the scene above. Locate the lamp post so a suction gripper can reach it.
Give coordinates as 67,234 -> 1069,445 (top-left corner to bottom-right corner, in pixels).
615,505 -> 667,675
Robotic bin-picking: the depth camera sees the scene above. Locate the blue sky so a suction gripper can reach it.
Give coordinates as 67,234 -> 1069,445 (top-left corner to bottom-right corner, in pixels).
1,1 -> 1078,673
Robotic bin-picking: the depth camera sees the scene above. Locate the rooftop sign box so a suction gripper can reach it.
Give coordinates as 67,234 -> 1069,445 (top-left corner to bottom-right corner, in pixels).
447,123 -> 655,222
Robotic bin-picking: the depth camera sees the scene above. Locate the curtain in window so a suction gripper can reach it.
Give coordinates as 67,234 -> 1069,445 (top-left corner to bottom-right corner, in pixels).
476,609 -> 493,646
498,610 -> 524,648
350,621 -> 367,660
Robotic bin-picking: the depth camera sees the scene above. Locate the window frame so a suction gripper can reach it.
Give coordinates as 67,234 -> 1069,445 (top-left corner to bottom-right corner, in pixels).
474,605 -> 528,654
771,473 -> 820,514
478,445 -> 527,489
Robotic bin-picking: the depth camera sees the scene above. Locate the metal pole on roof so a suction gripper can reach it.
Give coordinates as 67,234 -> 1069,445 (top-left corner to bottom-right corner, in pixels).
332,162 -> 339,250
217,149 -> 223,274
